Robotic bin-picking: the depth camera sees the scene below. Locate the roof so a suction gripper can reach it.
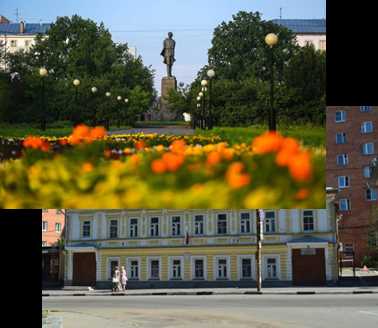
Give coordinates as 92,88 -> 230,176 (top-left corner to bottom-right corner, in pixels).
0,23 -> 51,35
272,19 -> 326,34
287,236 -> 331,244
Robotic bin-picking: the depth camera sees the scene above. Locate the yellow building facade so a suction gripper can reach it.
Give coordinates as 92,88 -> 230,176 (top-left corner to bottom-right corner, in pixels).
64,207 -> 337,288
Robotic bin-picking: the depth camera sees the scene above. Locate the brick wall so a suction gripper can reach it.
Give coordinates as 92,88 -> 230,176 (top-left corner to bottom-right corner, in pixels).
42,209 -> 65,246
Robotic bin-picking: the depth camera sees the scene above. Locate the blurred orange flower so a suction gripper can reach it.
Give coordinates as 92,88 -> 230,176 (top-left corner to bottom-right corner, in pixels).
162,152 -> 185,172
23,136 -> 50,152
82,162 -> 94,173
288,151 -> 312,182
151,159 -> 167,174
170,140 -> 186,154
295,188 -> 310,200
226,162 -> 251,189
252,131 -> 284,154
207,151 -> 221,166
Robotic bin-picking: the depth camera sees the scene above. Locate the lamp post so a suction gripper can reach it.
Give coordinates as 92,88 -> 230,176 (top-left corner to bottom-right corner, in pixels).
39,67 -> 48,130
116,96 -> 122,128
201,79 -> 208,129
105,91 -> 111,130
198,91 -> 204,129
265,33 -> 278,131
207,69 -> 215,129
73,79 -> 81,126
91,86 -> 98,126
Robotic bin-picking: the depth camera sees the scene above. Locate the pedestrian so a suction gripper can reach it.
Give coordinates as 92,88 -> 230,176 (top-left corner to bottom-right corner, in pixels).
112,266 -> 120,292
121,266 -> 128,292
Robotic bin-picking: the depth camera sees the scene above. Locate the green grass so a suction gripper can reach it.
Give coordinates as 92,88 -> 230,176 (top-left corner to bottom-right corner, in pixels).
196,125 -> 325,147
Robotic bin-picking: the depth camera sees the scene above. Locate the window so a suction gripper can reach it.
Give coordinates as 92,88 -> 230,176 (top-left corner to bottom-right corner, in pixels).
42,221 -> 48,232
338,176 -> 349,188
150,260 -> 160,280
363,166 -> 373,178
171,259 -> 182,279
55,223 -> 61,232
266,258 -> 277,279
361,121 -> 373,134
240,213 -> 251,233
10,40 -> 17,47
194,259 -> 204,279
42,241 -> 47,246
265,211 -> 276,233
130,260 -> 139,280
241,258 -> 252,279
336,154 -> 348,166
217,214 -> 227,234
360,106 -> 372,112
194,215 -> 204,235
150,217 -> 159,237
366,188 -> 378,201
362,143 -> 375,155
303,210 -> 314,232
339,198 -> 351,211
109,260 -> 119,280
216,259 -> 228,279
319,39 -> 326,51
336,132 -> 347,144
110,220 -> 118,238
82,221 -> 91,238
335,110 -> 346,122
171,216 -> 181,236
129,218 -> 138,238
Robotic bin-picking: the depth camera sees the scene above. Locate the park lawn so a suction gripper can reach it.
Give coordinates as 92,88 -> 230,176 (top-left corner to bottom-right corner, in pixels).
196,125 -> 325,148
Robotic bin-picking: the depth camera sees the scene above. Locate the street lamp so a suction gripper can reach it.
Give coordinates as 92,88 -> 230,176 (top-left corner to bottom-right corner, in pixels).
39,67 -> 48,130
207,69 -> 215,129
72,79 -> 81,126
116,96 -> 123,127
265,33 -> 278,131
91,86 -> 98,126
91,86 -> 97,94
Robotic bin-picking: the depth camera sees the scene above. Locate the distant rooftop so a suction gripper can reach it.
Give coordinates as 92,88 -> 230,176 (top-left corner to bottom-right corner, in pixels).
0,23 -> 51,35
272,19 -> 326,34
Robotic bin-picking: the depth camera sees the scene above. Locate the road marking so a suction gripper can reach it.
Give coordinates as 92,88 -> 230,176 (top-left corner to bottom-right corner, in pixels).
359,311 -> 378,317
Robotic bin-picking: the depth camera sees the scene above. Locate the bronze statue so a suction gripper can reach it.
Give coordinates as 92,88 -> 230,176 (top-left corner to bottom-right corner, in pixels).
160,32 -> 176,77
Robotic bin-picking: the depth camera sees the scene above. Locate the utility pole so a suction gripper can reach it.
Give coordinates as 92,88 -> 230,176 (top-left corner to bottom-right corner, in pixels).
255,209 -> 264,293
280,7 -> 282,20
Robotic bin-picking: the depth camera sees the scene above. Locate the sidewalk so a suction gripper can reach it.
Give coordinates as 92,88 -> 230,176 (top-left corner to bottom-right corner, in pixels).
42,286 -> 378,297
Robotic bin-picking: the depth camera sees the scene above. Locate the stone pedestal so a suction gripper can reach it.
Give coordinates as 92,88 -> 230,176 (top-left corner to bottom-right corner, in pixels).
159,76 -> 177,120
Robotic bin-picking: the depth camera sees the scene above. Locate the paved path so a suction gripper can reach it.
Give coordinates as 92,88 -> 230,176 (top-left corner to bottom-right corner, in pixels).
109,126 -> 194,136
43,294 -> 378,328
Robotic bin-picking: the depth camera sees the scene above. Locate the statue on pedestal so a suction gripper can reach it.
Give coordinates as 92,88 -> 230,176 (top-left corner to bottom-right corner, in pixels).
160,32 -> 176,77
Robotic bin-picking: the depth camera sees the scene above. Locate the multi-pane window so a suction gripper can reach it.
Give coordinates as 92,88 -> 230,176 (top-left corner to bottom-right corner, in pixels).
109,260 -> 119,279
366,188 -> 378,201
171,216 -> 181,236
150,217 -> 159,237
241,259 -> 252,279
217,259 -> 228,279
361,121 -> 373,134
266,258 -> 277,279
82,221 -> 91,237
336,132 -> 347,144
360,106 -> 372,112
335,110 -> 346,122
130,260 -> 139,280
109,220 -> 118,238
172,259 -> 182,279
303,210 -> 314,232
363,166 -> 373,178
194,215 -> 204,235
338,176 -> 349,188
265,211 -> 276,233
150,260 -> 160,280
362,143 -> 375,155
217,214 -> 227,234
194,259 -> 204,279
339,198 -> 351,211
240,213 -> 251,233
336,154 -> 348,166
129,218 -> 138,238
55,223 -> 61,232
42,221 -> 48,232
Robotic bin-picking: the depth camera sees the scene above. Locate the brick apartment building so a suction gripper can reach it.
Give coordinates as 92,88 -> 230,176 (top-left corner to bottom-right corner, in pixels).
326,106 -> 378,265
42,209 -> 65,287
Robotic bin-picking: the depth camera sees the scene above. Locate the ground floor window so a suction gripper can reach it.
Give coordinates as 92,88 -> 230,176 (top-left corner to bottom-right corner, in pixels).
130,260 -> 139,280
149,259 -> 160,280
216,258 -> 228,280
266,258 -> 278,279
194,259 -> 204,279
241,258 -> 252,279
172,259 -> 182,280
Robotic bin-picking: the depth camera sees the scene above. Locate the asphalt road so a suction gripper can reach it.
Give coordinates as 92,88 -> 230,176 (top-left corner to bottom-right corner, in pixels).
43,294 -> 378,328
109,126 -> 194,136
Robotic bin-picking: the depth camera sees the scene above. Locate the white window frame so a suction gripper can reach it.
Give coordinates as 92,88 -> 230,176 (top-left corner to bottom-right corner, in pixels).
366,188 -> 378,201
171,216 -> 182,236
338,176 -> 350,189
237,255 -> 255,280
168,256 -> 184,280
264,211 -> 276,233
263,255 -> 281,280
82,220 -> 91,239
107,257 -> 120,280
240,212 -> 251,234
336,154 -> 348,166
126,257 -> 140,280
149,217 -> 160,237
191,256 -> 207,280
335,132 -> 347,144
42,221 -> 48,232
303,210 -> 315,232
193,214 -> 205,236
360,106 -> 372,112
147,257 -> 161,280
217,213 -> 228,235
362,143 -> 375,155
213,256 -> 231,280
129,218 -> 139,238
339,198 -> 351,211
335,110 -> 346,123
55,222 -> 61,232
363,166 -> 373,178
109,219 -> 119,239
361,121 -> 373,134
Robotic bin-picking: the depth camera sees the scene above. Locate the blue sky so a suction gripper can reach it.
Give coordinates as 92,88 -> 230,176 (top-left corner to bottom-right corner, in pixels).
0,0 -> 325,92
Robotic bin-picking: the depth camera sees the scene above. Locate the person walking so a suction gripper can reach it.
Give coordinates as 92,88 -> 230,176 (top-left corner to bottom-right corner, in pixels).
121,266 -> 128,293
112,266 -> 121,292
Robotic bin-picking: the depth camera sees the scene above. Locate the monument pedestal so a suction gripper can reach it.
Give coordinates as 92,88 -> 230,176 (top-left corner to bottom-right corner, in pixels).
159,76 -> 177,120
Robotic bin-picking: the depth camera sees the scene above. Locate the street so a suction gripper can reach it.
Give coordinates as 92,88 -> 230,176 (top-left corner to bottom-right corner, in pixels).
109,126 -> 194,136
43,294 -> 378,328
